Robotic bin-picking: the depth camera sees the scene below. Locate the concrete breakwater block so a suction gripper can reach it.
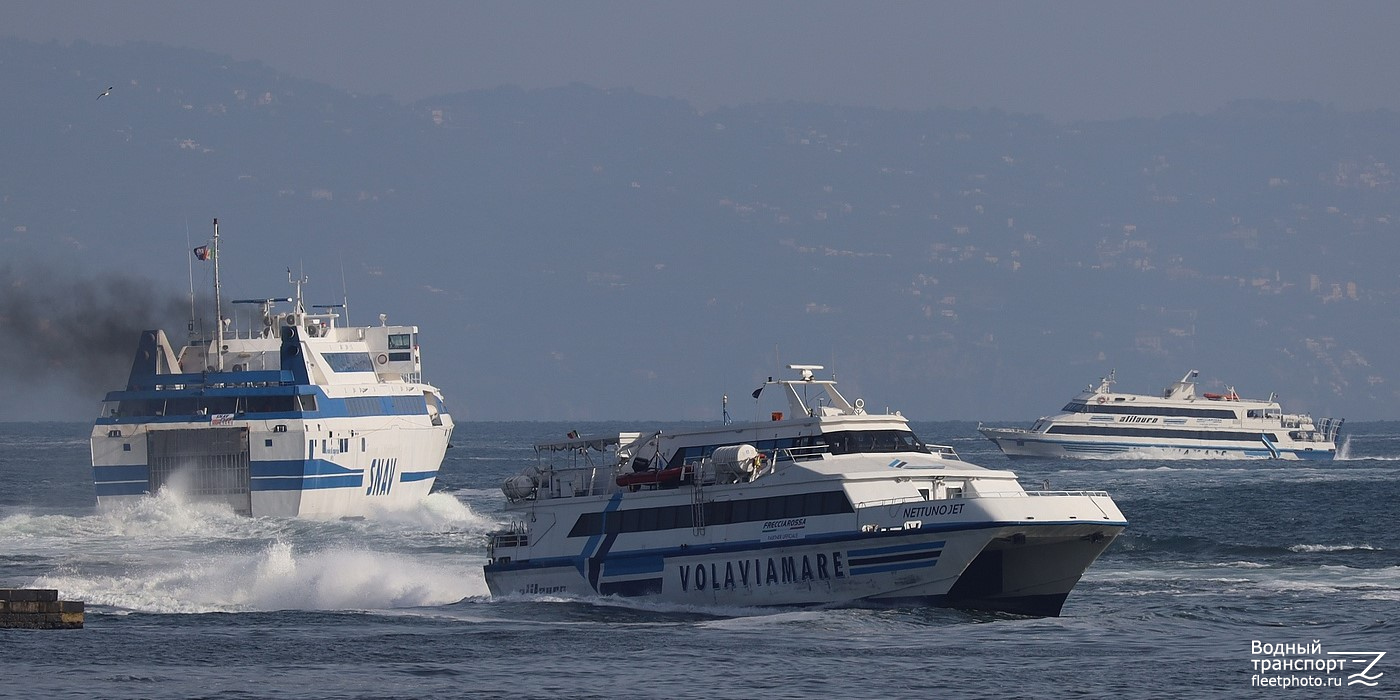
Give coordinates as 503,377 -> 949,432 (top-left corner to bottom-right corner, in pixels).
0,589 -> 84,629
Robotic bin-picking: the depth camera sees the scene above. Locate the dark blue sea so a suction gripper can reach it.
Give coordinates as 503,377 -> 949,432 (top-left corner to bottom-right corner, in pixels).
1,421 -> 1395,699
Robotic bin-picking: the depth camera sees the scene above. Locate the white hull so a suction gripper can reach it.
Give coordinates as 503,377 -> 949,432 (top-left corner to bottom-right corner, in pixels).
980,427 -> 1336,461
488,447 -> 1124,616
488,530 -> 976,605
92,414 -> 453,518
487,520 -> 1119,614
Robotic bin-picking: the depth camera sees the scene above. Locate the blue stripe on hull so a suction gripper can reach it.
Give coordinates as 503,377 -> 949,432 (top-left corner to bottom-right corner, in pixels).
250,474 -> 365,491
92,465 -> 149,482
252,459 -> 361,478
848,541 -> 946,558
997,436 -> 1335,460
95,459 -> 439,494
848,540 -> 945,575
488,522 -> 1118,576
848,555 -> 941,576
603,556 -> 666,577
94,389 -> 435,425
598,578 -> 663,597
94,482 -> 151,497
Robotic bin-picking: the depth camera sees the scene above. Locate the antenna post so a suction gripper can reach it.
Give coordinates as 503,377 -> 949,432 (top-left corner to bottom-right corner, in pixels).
212,218 -> 224,371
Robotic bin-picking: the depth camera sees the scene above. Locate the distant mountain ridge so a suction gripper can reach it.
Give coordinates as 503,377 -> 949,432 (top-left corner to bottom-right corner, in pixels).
2,37 -> 1397,422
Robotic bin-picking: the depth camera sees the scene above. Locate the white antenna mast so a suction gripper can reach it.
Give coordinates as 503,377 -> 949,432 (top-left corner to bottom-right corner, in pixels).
185,218 -> 196,340
339,254 -> 350,326
212,218 -> 224,371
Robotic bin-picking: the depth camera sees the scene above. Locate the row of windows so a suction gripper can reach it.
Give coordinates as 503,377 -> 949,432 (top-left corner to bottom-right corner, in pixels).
661,429 -> 929,469
344,396 -> 427,416
310,436 -> 367,456
114,394 -> 316,418
567,490 -> 853,537
823,430 -> 929,454
1046,425 -> 1279,441
666,436 -> 819,468
1063,401 -> 1238,420
387,396 -> 428,414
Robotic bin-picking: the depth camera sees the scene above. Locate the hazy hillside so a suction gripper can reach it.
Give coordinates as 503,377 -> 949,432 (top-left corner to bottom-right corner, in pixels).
2,38 -> 1398,422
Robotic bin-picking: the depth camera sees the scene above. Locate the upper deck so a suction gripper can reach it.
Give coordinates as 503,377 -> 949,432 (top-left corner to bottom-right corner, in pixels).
499,364 -> 1005,506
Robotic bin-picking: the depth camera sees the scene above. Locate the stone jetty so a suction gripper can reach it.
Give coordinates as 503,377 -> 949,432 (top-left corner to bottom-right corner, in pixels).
0,589 -> 84,629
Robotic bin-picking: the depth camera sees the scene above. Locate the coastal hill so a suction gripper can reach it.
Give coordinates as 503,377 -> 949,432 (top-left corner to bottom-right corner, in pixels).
2,38 -> 1397,422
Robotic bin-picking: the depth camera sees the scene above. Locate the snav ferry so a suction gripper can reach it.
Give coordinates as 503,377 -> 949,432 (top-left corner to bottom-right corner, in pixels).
90,220 -> 454,517
979,370 -> 1343,460
485,365 -> 1125,616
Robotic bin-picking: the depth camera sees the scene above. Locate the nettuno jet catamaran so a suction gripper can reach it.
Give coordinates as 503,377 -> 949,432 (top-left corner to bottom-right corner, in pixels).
486,364 -> 1125,616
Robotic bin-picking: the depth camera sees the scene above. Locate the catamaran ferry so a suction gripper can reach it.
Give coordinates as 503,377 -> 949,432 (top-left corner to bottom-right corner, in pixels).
90,220 -> 454,517
979,370 -> 1343,460
485,365 -> 1125,616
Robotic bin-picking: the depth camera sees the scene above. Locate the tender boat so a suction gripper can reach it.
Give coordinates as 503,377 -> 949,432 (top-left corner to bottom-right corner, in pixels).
90,219 -> 454,517
485,364 -> 1125,616
979,370 -> 1343,460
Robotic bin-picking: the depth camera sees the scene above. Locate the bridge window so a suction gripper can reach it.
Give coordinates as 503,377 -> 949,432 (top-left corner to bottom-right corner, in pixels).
823,430 -> 930,455
322,352 -> 375,373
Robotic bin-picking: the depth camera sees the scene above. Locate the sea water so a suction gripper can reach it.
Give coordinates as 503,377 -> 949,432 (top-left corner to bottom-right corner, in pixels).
1,421 -> 1395,699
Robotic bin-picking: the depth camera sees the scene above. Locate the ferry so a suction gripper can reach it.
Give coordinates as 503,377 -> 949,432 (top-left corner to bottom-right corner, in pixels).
485,365 -> 1126,616
90,220 -> 454,517
979,370 -> 1343,460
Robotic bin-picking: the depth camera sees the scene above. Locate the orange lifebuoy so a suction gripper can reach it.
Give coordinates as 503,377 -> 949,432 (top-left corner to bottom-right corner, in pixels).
1097,396 -> 1107,404
377,354 -> 388,365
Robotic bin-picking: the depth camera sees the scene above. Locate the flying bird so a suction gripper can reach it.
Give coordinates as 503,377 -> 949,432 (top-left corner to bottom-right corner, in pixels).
97,86 -> 113,100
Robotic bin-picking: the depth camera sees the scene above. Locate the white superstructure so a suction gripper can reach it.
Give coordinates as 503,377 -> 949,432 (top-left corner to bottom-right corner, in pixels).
90,219 -> 454,517
485,365 -> 1125,616
980,370 -> 1342,460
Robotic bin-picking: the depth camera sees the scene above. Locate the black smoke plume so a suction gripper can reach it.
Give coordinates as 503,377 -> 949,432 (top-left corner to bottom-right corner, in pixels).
0,265 -> 214,394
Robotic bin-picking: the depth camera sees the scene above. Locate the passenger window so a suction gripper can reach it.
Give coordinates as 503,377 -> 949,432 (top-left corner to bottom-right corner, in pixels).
731,500 -> 750,523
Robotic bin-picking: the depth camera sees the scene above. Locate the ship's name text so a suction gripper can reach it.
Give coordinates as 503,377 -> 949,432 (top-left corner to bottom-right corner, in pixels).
903,502 -> 965,518
678,552 -> 845,591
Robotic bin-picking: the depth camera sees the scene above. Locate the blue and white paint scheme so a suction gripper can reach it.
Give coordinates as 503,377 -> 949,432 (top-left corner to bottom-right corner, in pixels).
485,364 -> 1124,617
979,370 -> 1343,461
90,220 -> 453,518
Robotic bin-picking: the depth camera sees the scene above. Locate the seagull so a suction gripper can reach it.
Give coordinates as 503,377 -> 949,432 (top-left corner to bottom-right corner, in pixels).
97,86 -> 113,100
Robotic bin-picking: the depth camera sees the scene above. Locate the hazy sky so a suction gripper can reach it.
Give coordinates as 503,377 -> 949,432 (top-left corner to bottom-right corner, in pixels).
8,0 -> 1400,122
